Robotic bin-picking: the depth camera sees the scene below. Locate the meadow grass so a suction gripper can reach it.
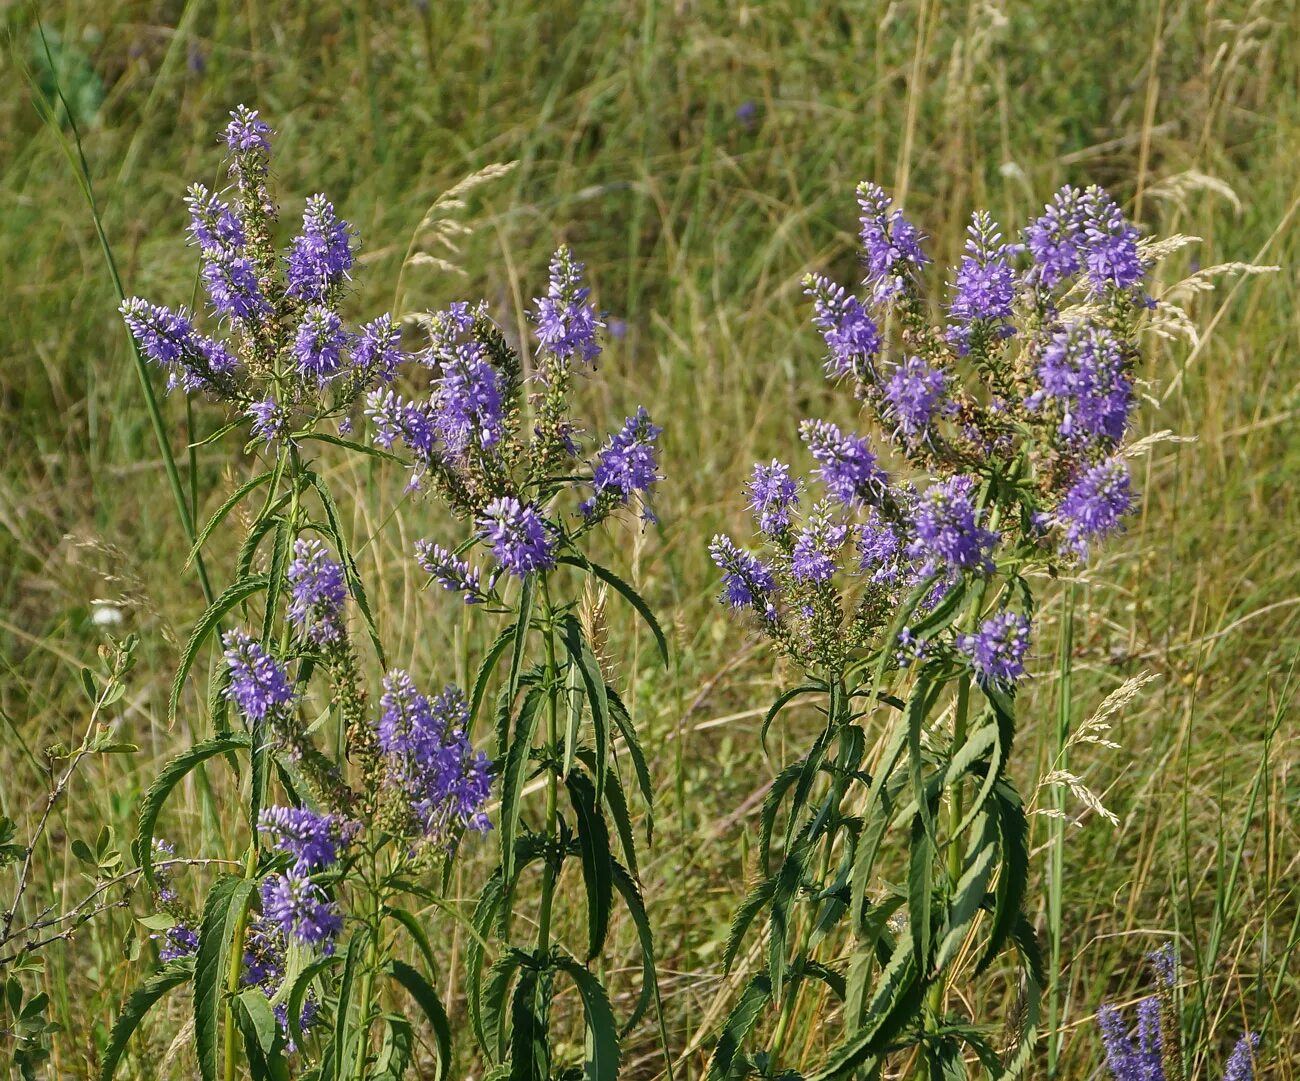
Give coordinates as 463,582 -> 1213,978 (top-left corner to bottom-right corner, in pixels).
1,0 -> 1298,1076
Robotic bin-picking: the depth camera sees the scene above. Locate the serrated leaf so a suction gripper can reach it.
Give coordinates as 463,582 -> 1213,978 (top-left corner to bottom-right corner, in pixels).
759,681 -> 827,754
704,974 -> 770,1081
98,958 -> 193,1080
236,989 -> 283,1079
500,688 -> 545,886
170,577 -> 269,727
195,876 -> 256,1081
551,951 -> 621,1081
561,616 -> 609,802
388,960 -> 453,1081
723,874 -> 777,973
508,577 -> 534,713
976,780 -> 1029,978
557,555 -> 668,666
576,746 -> 639,878
908,813 -> 933,975
608,861 -> 658,1035
472,624 -> 518,730
508,968 -> 550,1081
605,686 -> 653,827
567,769 -> 613,960
371,1015 -> 415,1081
185,470 -> 274,570
135,735 -> 249,888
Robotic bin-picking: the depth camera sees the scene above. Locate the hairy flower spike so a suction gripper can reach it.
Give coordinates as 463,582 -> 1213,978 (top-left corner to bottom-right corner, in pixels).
294,305 -> 349,381
287,194 -> 355,302
908,475 -> 999,576
805,274 -> 880,377
856,181 -> 928,302
433,341 -> 505,456
883,356 -> 949,439
286,539 -> 348,645
582,407 -> 662,521
353,313 -> 405,382
748,459 -> 800,536
478,498 -> 556,577
1025,185 -> 1088,289
258,806 -> 355,875
791,505 -> 849,585
1029,321 -> 1132,445
800,420 -> 888,507
1081,187 -> 1144,295
222,629 -> 294,722
224,105 -> 271,153
946,211 -> 1016,355
120,298 -> 236,393
956,610 -> 1031,686
709,535 -> 777,613
532,246 -> 603,367
260,874 -> 342,948
247,397 -> 288,443
202,251 -> 271,325
1055,457 -> 1133,560
185,184 -> 245,254
414,540 -> 494,604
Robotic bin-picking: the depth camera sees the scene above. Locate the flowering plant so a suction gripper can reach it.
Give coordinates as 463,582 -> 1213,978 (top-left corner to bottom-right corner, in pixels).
104,109 -> 494,1081
368,243 -> 669,1081
707,182 -> 1160,1079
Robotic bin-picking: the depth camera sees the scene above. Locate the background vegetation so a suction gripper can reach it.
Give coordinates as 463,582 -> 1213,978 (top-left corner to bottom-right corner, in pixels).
1,0 -> 1297,1076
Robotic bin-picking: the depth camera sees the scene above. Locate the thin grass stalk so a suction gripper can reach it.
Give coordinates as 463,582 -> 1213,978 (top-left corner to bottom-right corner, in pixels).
1047,581 -> 1074,1075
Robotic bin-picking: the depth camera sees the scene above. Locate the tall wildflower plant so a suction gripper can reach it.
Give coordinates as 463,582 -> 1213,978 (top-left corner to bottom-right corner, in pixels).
366,246 -> 669,1081
106,109 -> 493,1081
706,183 -> 1162,1078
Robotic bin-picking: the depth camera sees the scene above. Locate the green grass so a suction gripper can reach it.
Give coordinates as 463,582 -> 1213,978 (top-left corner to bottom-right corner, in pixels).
1,0 -> 1298,1076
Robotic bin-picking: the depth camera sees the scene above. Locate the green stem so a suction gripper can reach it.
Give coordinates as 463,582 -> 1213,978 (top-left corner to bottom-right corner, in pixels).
536,575 -> 561,959
352,851 -> 382,1081
1047,583 -> 1075,1076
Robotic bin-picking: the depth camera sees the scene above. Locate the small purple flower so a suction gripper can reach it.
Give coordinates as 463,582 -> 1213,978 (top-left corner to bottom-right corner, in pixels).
805,274 -> 880,378
956,610 -> 1031,686
353,313 -> 406,382
286,539 -> 347,645
258,806 -> 354,874
433,341 -> 505,455
202,252 -> 270,325
287,195 -> 355,303
242,917 -> 286,989
532,246 -> 603,366
414,540 -> 493,604
185,184 -> 244,254
1025,185 -> 1087,289
1028,321 -> 1132,445
120,298 -> 236,393
158,923 -> 199,962
294,305 -> 349,380
260,874 -> 342,949
1055,457 -> 1133,560
735,100 -> 759,129
800,420 -> 888,507
222,629 -> 295,723
946,211 -> 1016,355
366,390 -> 437,460
1224,1034 -> 1261,1081
908,475 -> 999,575
709,534 -> 777,612
1081,187 -> 1144,294
895,627 -> 930,668
247,397 -> 288,443
152,839 -> 178,903
582,407 -> 662,521
478,497 -> 556,578
856,181 -> 928,302
883,356 -> 949,439
791,508 -> 848,585
225,105 -> 272,153
857,509 -> 909,586
747,459 -> 799,536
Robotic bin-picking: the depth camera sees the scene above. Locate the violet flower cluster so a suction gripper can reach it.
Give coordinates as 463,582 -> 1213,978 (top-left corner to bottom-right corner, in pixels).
712,181 -> 1155,678
121,106 -> 406,440
366,246 -> 661,602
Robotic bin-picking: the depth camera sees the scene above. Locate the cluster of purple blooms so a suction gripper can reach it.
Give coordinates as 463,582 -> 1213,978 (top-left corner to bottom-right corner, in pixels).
377,670 -> 493,842
222,629 -> 295,723
1097,947 -> 1258,1081
711,180 -> 1153,679
121,106 -> 407,437
368,250 -> 660,601
286,539 -> 348,645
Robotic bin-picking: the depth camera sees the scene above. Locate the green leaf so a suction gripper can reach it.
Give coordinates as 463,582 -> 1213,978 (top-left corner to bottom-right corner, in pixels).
259,514 -> 292,647
323,927 -> 370,1080
722,873 -> 777,973
387,960 -> 453,1081
236,989 -> 285,1081
759,681 -> 827,753
551,951 -> 622,1081
976,780 -> 1029,978
483,951 -> 526,1063
472,624 -> 518,729
608,861 -> 659,1035
135,735 -> 250,888
508,968 -> 551,1081
467,874 -> 506,1056
194,876 -> 256,1081
383,906 -> 439,977
934,811 -> 998,973
576,746 -> 639,877
293,431 -> 405,463
567,769 -> 614,960
170,576 -> 269,727
508,577 -> 535,712
500,688 -> 545,886
307,471 -> 386,668
561,616 -> 609,801
97,958 -> 193,1080
285,955 -> 340,1053
185,470 -> 274,570
557,555 -> 668,666
236,514 -> 284,580
908,813 -> 933,975
703,974 -> 770,1081
605,686 -> 654,826
371,1016 -> 415,1081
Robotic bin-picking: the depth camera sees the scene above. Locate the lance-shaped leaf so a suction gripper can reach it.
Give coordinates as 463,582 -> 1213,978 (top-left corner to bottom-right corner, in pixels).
388,959 -> 453,1081
98,958 -> 194,1080
551,951 -> 622,1081
194,875 -> 256,1081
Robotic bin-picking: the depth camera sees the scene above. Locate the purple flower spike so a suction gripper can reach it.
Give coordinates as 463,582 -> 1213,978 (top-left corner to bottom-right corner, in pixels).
293,305 -> 349,380
532,246 -> 603,366
883,356 -> 949,439
908,475 -> 999,575
1055,457 -> 1133,560
1224,1034 -> 1261,1081
478,497 -> 556,578
709,534 -> 777,612
805,274 -> 880,377
286,539 -> 348,645
582,407 -> 662,521
946,210 -> 1016,354
1025,185 -> 1088,289
855,181 -> 928,302
287,194 -> 355,303
353,314 -> 406,382
222,629 -> 294,723
1029,321 -> 1133,445
259,874 -> 342,948
747,460 -> 800,536
225,105 -> 272,153
956,610 -> 1031,687
258,806 -> 354,874
414,540 -> 493,604
791,508 -> 849,585
800,420 -> 888,507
